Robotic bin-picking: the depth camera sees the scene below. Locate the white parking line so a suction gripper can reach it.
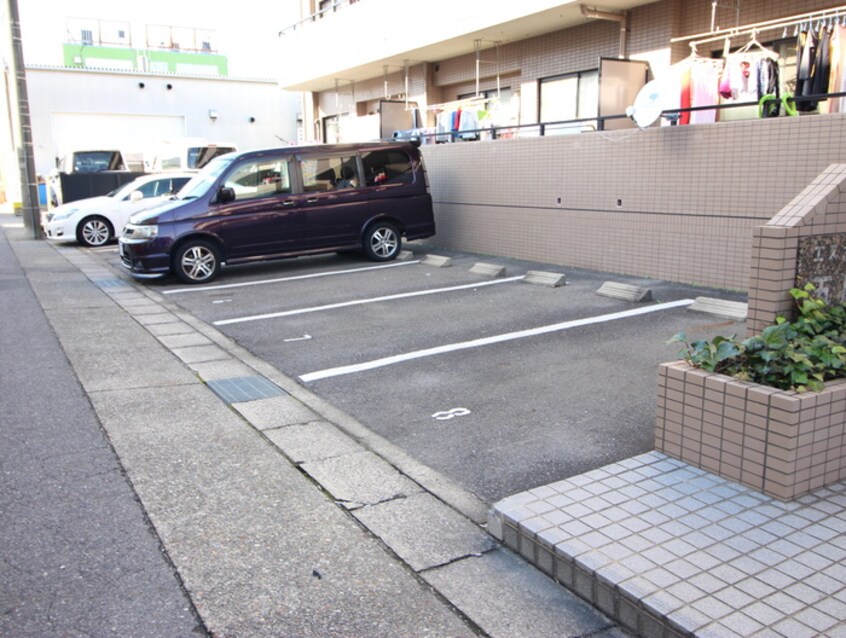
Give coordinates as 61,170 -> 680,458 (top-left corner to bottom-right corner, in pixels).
213,276 -> 527,326
299,299 -> 696,383
163,260 -> 421,295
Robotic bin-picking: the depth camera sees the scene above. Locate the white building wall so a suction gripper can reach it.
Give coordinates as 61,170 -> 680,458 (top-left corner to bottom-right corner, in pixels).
26,68 -> 299,176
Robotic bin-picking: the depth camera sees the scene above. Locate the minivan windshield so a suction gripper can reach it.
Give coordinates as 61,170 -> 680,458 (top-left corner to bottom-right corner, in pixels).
176,156 -> 235,200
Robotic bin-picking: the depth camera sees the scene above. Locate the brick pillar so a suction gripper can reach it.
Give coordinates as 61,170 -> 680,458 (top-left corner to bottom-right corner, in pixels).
746,164 -> 846,335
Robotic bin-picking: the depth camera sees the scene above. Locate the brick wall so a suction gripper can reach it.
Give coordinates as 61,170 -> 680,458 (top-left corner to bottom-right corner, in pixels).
656,361 -> 846,500
421,113 -> 846,291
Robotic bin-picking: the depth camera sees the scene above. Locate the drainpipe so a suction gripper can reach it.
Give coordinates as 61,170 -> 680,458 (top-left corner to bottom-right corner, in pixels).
580,5 -> 629,58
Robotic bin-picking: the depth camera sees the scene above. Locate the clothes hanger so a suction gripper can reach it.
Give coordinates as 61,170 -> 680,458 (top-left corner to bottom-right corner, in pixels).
684,42 -> 700,62
735,30 -> 779,60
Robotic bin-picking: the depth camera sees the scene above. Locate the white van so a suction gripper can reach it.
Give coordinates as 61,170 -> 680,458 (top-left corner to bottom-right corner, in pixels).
58,149 -> 145,174
151,140 -> 237,172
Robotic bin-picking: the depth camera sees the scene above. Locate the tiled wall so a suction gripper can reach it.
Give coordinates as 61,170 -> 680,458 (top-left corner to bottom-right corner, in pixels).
422,113 -> 846,291
656,361 -> 846,500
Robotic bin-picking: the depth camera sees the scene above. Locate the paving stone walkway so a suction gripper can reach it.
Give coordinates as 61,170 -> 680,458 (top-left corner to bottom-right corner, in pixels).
490,451 -> 846,638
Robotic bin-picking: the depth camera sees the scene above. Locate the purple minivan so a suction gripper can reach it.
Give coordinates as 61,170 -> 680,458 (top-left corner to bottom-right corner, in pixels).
119,141 -> 435,284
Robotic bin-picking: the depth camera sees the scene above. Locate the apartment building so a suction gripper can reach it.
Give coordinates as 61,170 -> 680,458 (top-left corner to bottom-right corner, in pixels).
280,0 -> 842,141
279,0 -> 846,291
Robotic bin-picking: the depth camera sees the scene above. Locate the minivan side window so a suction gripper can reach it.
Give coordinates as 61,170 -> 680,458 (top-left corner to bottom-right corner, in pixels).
224,159 -> 291,201
302,156 -> 358,192
361,150 -> 414,186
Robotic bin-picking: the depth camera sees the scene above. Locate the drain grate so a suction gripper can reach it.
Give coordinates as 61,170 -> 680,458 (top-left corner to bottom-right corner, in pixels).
206,375 -> 288,403
92,277 -> 131,290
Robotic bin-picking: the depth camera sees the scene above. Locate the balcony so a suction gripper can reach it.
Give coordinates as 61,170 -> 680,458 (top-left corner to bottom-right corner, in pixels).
276,0 -> 656,92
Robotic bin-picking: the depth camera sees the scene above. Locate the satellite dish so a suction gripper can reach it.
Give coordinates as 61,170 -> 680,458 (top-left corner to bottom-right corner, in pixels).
626,79 -> 679,129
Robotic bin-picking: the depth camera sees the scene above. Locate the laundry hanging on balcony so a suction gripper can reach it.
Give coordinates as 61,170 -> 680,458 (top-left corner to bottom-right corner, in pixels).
718,36 -> 781,121
670,51 -> 725,125
827,24 -> 846,113
435,107 -> 482,142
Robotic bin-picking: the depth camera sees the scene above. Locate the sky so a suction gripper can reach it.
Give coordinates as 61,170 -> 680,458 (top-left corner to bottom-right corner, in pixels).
15,0 -> 304,78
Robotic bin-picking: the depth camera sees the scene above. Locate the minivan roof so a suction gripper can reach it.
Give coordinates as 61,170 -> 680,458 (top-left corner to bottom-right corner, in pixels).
225,140 -> 420,162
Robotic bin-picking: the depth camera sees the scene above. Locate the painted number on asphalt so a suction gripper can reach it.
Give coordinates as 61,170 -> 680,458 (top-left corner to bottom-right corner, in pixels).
432,407 -> 471,420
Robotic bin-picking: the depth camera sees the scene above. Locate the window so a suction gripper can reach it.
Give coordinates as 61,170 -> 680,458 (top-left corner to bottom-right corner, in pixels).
361,150 -> 413,186
539,71 -> 598,124
72,151 -> 124,172
301,156 -> 357,192
224,159 -> 291,201
160,156 -> 181,170
132,177 -> 190,199
189,146 -> 236,169
135,180 -> 164,198
322,115 -> 341,144
170,177 -> 190,193
81,29 -> 93,45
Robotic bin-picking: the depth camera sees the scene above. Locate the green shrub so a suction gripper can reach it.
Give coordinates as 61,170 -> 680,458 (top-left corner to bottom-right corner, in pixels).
670,285 -> 846,392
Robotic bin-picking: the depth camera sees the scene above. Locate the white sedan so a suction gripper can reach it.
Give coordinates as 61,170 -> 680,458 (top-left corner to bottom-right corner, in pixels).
43,173 -> 193,247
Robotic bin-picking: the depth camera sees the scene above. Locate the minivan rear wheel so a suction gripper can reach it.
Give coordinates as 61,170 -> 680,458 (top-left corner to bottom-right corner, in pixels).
363,222 -> 401,261
173,239 -> 221,284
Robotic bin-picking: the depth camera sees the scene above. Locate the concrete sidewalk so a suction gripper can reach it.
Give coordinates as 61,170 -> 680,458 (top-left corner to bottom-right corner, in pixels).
0,212 -> 627,637
7,209 -> 845,638
0,220 -> 203,636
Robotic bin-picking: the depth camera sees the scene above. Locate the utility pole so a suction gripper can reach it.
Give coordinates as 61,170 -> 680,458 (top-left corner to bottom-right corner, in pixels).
7,0 -> 40,238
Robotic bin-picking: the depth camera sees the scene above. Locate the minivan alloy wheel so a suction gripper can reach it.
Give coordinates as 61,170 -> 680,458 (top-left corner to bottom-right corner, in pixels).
174,240 -> 221,284
364,223 -> 400,261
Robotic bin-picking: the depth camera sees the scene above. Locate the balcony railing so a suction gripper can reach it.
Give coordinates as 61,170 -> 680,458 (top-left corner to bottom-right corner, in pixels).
278,0 -> 362,36
391,91 -> 846,144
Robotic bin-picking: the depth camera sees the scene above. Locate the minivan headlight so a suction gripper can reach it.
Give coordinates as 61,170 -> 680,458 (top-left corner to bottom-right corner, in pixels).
124,223 -> 158,239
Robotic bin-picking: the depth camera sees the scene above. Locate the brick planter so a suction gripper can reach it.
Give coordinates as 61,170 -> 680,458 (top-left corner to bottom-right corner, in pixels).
656,360 -> 846,500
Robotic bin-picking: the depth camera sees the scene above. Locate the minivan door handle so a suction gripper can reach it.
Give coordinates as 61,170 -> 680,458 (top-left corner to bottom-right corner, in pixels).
306,198 -> 318,203
281,200 -> 297,206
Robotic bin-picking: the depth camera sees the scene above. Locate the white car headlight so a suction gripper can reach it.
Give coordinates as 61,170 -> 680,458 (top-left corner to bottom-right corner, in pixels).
51,207 -> 79,221
123,223 -> 158,239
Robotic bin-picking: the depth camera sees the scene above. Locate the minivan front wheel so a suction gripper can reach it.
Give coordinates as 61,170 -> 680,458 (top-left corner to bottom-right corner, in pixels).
363,222 -> 401,261
173,239 -> 221,284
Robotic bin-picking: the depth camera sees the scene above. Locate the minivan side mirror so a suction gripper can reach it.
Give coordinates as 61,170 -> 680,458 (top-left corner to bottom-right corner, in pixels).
129,190 -> 144,202
218,187 -> 236,203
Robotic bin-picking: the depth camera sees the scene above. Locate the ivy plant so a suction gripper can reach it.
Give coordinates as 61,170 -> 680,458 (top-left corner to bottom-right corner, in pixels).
669,285 -> 846,392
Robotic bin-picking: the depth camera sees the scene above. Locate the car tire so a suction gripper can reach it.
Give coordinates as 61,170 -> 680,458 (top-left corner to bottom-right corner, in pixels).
363,221 -> 401,261
173,239 -> 222,284
77,216 -> 113,247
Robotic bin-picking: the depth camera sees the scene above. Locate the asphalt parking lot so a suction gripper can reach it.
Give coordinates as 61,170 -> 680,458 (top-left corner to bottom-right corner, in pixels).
99,242 -> 746,504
